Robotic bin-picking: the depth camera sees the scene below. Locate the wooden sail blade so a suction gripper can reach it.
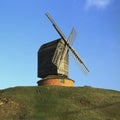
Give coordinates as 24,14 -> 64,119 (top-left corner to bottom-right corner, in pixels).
58,28 -> 77,66
69,47 -> 89,72
67,27 -> 77,46
45,12 -> 66,40
52,27 -> 77,69
52,40 -> 64,66
69,50 -> 88,74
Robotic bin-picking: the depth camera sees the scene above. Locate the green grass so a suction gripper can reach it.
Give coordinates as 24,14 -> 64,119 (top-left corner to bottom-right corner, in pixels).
0,86 -> 120,120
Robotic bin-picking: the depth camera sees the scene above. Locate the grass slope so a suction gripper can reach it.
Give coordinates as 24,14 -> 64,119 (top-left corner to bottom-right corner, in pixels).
0,86 -> 120,120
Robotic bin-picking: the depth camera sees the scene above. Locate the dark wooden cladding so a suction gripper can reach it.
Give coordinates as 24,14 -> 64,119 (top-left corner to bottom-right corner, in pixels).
38,38 -> 68,78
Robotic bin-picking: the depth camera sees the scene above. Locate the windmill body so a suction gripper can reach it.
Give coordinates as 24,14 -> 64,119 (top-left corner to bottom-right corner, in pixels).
38,38 -> 68,78
37,13 -> 89,87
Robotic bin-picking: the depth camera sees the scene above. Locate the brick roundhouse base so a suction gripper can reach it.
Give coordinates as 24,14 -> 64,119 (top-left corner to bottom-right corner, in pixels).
37,76 -> 74,87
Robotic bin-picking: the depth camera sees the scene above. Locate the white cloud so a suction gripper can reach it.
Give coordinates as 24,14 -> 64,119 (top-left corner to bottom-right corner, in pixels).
86,0 -> 112,9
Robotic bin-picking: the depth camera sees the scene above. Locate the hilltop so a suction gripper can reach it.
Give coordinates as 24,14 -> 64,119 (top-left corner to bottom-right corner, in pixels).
0,86 -> 120,120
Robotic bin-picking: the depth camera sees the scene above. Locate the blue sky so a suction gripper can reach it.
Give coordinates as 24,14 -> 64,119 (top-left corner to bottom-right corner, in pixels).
0,0 -> 120,91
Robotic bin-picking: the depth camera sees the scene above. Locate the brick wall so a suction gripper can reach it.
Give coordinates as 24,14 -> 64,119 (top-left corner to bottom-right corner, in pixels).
37,78 -> 74,87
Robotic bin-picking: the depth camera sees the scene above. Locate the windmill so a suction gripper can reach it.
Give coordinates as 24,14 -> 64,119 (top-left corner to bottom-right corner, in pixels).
37,12 -> 89,86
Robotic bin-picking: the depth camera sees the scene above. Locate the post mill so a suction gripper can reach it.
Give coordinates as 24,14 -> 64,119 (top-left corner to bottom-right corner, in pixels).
37,13 -> 89,87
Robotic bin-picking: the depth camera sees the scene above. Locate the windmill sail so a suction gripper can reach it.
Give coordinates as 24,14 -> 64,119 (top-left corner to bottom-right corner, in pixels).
67,27 -> 77,46
57,27 -> 77,68
46,12 -> 89,73
52,39 -> 65,66
69,43 -> 89,72
45,12 -> 66,40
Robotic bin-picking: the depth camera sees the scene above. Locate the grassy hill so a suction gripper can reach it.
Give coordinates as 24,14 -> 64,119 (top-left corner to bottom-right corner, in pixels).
0,86 -> 120,120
